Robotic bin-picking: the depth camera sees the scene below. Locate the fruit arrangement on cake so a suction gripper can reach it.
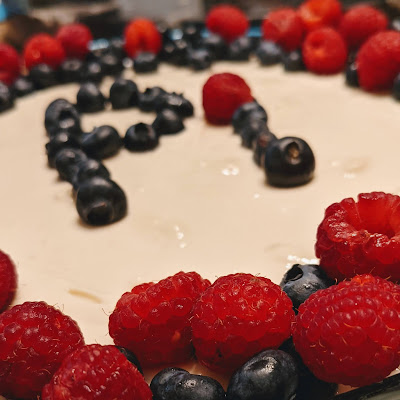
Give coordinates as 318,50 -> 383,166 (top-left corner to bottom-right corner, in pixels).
0,0 -> 400,399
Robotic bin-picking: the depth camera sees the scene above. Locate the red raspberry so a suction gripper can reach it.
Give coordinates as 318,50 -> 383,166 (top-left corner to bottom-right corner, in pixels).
298,0 -> 342,32
124,19 -> 162,58
0,301 -> 84,399
0,44 -> 20,86
42,344 -> 152,400
302,27 -> 347,74
292,274 -> 400,387
23,33 -> 65,71
262,8 -> 304,51
339,5 -> 388,50
56,23 -> 93,60
0,250 -> 17,312
191,273 -> 295,373
203,73 -> 253,125
109,271 -> 210,367
315,192 -> 400,282
357,31 -> 400,91
206,5 -> 249,43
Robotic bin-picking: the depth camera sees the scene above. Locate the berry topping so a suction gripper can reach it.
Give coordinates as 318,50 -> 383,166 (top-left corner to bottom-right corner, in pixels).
253,130 -> 277,167
134,52 -> 159,73
46,131 -> 80,167
239,118 -> 270,149
124,19 -> 162,58
161,39 -> 190,66
282,49 -> 305,71
109,78 -> 139,109
346,62 -> 359,87
76,82 -> 106,113
54,148 -> 88,183
56,23 -> 93,60
228,36 -> 253,61
315,191 -> 400,281
73,158 -> 110,189
262,8 -> 305,51
0,43 -> 20,86
187,48 -> 213,71
0,82 -> 14,113
202,72 -> 253,125
292,274 -> 400,387
152,109 -> 185,135
99,51 -> 124,76
339,5 -> 388,50
154,92 -> 194,118
357,30 -> 400,91
0,301 -> 84,399
23,33 -> 65,71
200,33 -> 228,60
264,137 -> 315,187
116,346 -> 143,374
0,250 -> 16,312
191,273 -> 294,373
41,344 -> 152,400
81,125 -> 122,159
109,271 -> 210,367
302,27 -> 348,74
29,64 -> 58,89
255,40 -> 283,66
226,349 -> 299,400
206,5 -> 249,44
124,123 -> 159,151
58,58 -> 84,83
298,0 -> 342,32
139,86 -> 167,112
81,60 -> 104,83
393,74 -> 400,100
11,76 -> 35,97
232,101 -> 268,134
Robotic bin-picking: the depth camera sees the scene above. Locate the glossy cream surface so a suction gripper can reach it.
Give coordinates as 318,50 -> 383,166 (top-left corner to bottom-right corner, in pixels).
0,59 -> 399,392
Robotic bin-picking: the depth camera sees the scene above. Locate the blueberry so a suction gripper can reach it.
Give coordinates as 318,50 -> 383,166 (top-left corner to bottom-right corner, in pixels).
75,177 -> 127,225
109,78 -> 139,109
124,123 -> 159,151
280,264 -> 335,311
154,92 -> 194,118
253,130 -> 277,167
139,87 -> 167,112
0,82 -> 14,112
29,64 -> 58,89
46,131 -> 81,167
108,37 -> 127,60
152,109 -> 184,135
346,62 -> 359,88
76,82 -> 106,113
116,346 -> 143,375
151,367 -> 225,400
11,76 -> 35,97
393,74 -> 400,101
227,349 -> 298,400
81,125 -> 122,159
256,41 -> 283,66
54,148 -> 88,183
133,52 -> 159,73
239,119 -> 270,149
80,61 -> 104,83
182,22 -> 203,47
100,52 -> 124,76
232,101 -> 268,134
58,58 -> 84,83
73,158 -> 110,190
157,22 -> 172,43
264,137 -> 315,187
44,99 -> 81,138
229,36 -> 253,61
187,48 -> 212,71
200,33 -> 228,60
162,39 -> 189,65
282,50 -> 305,72
391,17 -> 400,32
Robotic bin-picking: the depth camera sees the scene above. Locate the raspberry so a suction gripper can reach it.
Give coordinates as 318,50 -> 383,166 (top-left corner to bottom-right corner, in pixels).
0,44 -> 20,86
357,31 -> 400,91
191,273 -> 295,373
262,8 -> 305,51
315,192 -> 400,282
23,33 -> 65,71
108,271 -> 210,367
56,23 -> 93,60
202,73 -> 253,125
0,250 -> 17,312
124,19 -> 162,58
292,274 -> 400,387
206,5 -> 249,43
42,344 -> 152,400
339,5 -> 388,50
0,301 -> 84,399
302,27 -> 347,74
298,0 -> 342,32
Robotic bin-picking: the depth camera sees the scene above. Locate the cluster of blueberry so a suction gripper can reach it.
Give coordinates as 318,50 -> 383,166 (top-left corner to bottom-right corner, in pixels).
44,79 -> 193,226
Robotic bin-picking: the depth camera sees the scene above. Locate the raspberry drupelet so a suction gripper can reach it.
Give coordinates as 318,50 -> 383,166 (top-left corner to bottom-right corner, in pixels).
0,250 -> 17,312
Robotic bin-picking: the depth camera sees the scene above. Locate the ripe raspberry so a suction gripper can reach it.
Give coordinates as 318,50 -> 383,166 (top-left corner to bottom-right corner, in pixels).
292,274 -> 400,387
109,271 -> 210,367
42,344 -> 152,400
23,33 -> 65,71
206,5 -> 249,43
302,27 -> 347,74
124,19 -> 162,58
262,8 -> 304,51
298,0 -> 342,32
357,31 -> 400,91
339,6 -> 388,50
0,250 -> 17,312
0,301 -> 84,399
203,73 -> 253,125
315,192 -> 400,282
56,23 -> 93,60
0,44 -> 20,86
191,273 -> 295,373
